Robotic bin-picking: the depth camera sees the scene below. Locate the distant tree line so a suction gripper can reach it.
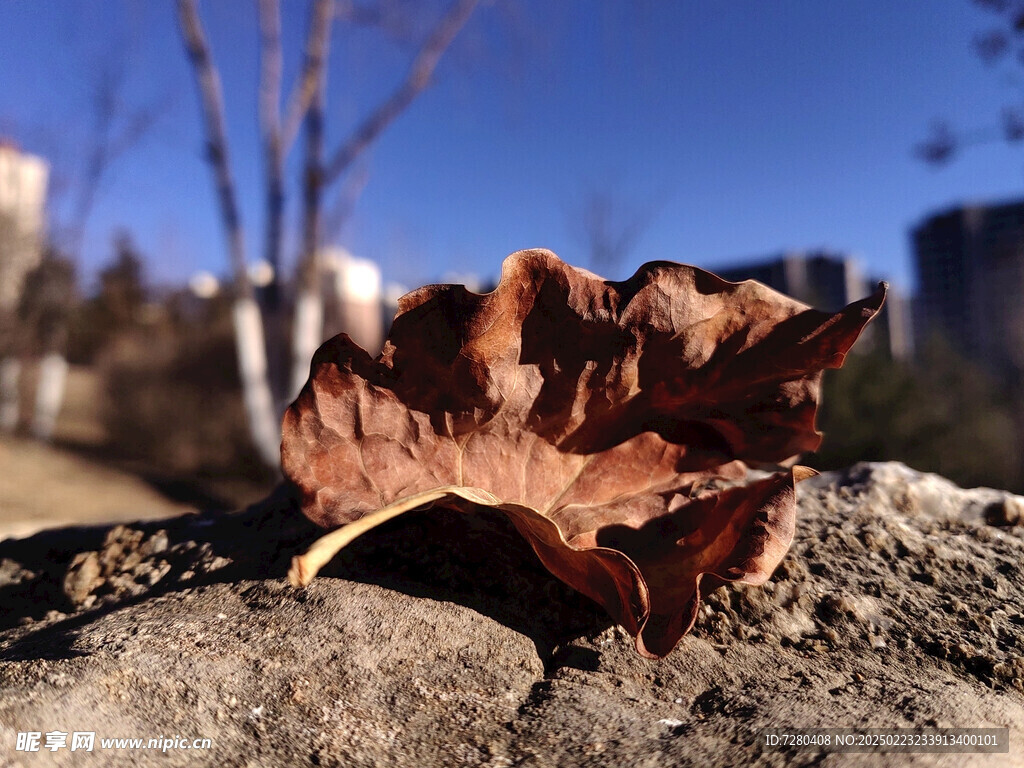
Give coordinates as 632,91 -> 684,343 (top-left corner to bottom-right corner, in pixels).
28,233 -> 1023,494
813,342 -> 1023,492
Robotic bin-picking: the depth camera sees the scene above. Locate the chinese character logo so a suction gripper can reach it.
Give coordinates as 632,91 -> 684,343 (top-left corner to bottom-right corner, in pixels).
15,732 -> 41,752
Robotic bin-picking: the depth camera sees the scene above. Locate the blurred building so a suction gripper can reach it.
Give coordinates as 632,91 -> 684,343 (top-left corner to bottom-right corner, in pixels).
0,141 -> 49,313
912,200 -> 1024,382
320,247 -> 384,354
713,250 -> 913,359
0,142 -> 50,432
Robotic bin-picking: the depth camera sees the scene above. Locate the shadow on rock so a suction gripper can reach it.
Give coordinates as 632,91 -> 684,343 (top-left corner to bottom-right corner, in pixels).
0,485 -> 610,665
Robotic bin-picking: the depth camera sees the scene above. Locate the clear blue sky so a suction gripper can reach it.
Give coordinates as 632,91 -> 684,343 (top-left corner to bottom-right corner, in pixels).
2,0 -> 1022,294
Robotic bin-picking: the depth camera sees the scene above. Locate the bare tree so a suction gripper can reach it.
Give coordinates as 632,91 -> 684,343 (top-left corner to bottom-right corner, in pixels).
256,0 -> 334,400
568,185 -> 667,277
289,0 -> 481,400
2,65 -> 159,442
66,67 -> 160,259
257,0 -> 334,401
257,0 -> 333,300
320,0 -> 480,184
177,0 -> 280,467
258,0 -> 285,305
917,0 -> 1024,165
19,251 -> 75,440
290,65 -> 329,399
177,0 -> 483,466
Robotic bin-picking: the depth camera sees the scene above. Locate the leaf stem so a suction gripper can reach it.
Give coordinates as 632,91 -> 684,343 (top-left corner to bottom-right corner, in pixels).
288,485 -> 498,587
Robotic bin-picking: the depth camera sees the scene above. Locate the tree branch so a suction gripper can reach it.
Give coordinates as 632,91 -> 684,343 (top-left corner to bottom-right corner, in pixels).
176,0 -> 252,298
258,0 -> 284,299
258,0 -> 283,142
334,0 -> 419,44
299,78 -> 327,292
66,67 -> 161,260
281,0 -> 335,153
322,0 -> 479,185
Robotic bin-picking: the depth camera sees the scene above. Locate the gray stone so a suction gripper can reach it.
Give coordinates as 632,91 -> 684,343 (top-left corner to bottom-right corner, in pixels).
1,464 -> 1022,767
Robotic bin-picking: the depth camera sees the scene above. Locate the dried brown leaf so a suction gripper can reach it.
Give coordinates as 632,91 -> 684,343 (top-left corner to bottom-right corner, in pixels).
282,249 -> 884,657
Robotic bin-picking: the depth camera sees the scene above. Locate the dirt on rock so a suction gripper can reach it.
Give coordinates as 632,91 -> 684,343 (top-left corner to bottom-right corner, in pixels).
0,463 -> 1022,767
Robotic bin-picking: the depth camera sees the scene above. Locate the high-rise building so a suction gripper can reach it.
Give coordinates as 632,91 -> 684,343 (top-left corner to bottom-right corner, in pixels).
912,200 -> 1024,381
712,250 -> 912,359
0,141 -> 49,313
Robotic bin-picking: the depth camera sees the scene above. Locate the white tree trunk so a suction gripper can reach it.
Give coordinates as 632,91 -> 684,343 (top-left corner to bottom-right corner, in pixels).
233,297 -> 281,468
0,356 -> 20,432
31,352 -> 68,441
289,289 -> 324,403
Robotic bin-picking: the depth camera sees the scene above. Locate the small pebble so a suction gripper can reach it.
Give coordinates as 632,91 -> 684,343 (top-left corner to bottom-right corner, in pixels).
147,530 -> 169,555
985,497 -> 1024,527
63,551 -> 102,607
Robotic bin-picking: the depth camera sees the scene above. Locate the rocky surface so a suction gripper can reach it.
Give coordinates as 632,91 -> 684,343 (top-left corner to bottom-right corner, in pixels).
0,462 -> 1022,767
